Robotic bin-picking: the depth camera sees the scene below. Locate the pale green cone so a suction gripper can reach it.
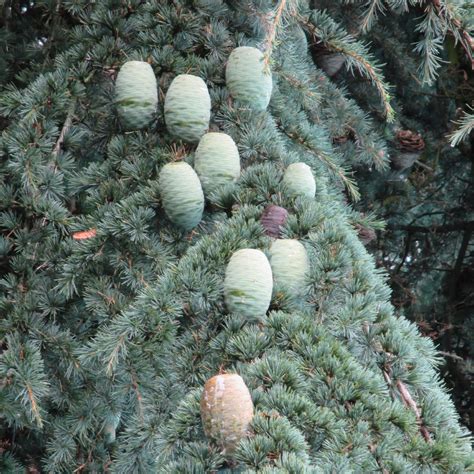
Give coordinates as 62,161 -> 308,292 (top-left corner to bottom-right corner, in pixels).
194,132 -> 241,196
164,74 -> 211,143
283,162 -> 316,198
224,248 -> 273,318
159,161 -> 205,230
226,46 -> 272,111
115,60 -> 158,130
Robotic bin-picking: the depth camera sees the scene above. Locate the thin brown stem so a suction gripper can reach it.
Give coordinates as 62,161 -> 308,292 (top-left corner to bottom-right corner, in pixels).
264,0 -> 289,66
52,99 -> 76,158
396,380 -> 432,442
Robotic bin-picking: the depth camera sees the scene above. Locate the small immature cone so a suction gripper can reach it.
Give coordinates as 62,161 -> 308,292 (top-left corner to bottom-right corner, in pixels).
103,412 -> 121,445
261,205 -> 289,238
200,373 -> 254,455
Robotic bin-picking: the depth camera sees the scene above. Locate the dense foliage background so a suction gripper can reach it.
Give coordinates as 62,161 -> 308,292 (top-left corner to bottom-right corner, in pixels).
0,0 -> 473,471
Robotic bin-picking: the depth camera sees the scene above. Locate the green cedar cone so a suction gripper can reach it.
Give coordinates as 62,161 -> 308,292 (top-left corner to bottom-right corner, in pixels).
164,74 -> 211,143
158,161 -> 205,231
225,46 -> 273,111
115,60 -> 158,130
224,248 -> 273,318
269,239 -> 309,291
194,132 -> 241,196
283,162 -> 316,198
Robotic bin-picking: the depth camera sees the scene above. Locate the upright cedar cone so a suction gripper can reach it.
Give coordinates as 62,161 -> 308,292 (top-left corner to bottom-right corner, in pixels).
158,161 -> 205,230
260,205 -> 289,238
269,239 -> 309,292
226,46 -> 273,111
194,132 -> 241,196
200,373 -> 254,455
224,248 -> 273,318
164,74 -> 211,143
115,61 -> 158,130
283,162 -> 316,199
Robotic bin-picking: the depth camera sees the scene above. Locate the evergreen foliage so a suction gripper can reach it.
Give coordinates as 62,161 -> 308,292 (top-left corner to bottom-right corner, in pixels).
334,0 -> 474,431
0,0 -> 472,472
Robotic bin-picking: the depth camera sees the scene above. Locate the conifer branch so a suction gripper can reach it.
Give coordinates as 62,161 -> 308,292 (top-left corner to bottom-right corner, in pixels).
383,370 -> 431,443
343,50 -> 394,121
448,108 -> 474,146
354,0 -> 473,83
130,369 -> 144,424
281,126 -> 361,201
263,0 -> 289,66
26,384 -> 43,428
106,335 -> 125,376
396,380 -> 432,443
429,0 -> 474,70
360,0 -> 386,34
302,11 -> 394,121
52,99 -> 76,158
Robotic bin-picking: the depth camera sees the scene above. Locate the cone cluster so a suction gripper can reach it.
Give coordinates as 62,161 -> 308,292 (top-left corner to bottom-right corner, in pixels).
115,48 -> 317,457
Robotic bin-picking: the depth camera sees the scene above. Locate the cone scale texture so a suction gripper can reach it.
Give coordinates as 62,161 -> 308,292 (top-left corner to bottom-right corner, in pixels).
158,161 -> 205,231
164,74 -> 211,143
194,132 -> 241,196
224,248 -> 273,318
200,374 -> 254,454
225,46 -> 273,111
115,61 -> 158,130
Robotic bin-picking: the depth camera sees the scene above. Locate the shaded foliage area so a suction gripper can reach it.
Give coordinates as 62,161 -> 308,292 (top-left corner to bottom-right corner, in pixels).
316,1 -> 474,430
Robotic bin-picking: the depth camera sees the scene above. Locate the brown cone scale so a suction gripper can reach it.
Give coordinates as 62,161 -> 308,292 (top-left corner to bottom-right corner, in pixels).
261,205 -> 289,238
391,130 -> 426,171
200,373 -> 254,455
395,130 -> 425,152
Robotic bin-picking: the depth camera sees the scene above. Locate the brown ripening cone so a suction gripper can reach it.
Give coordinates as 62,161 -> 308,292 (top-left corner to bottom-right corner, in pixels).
260,205 -> 289,238
396,130 -> 425,150
200,373 -> 254,455
355,224 -> 377,246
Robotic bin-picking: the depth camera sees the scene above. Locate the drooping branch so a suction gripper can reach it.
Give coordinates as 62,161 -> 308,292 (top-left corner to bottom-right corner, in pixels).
383,369 -> 431,442
396,380 -> 432,443
263,0 -> 290,66
449,109 -> 474,147
301,11 -> 394,120
429,0 -> 474,70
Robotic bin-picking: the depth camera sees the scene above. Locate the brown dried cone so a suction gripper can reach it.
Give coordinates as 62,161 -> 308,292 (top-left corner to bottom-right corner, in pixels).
392,130 -> 425,171
261,205 -> 289,238
355,223 -> 377,246
200,374 -> 254,455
